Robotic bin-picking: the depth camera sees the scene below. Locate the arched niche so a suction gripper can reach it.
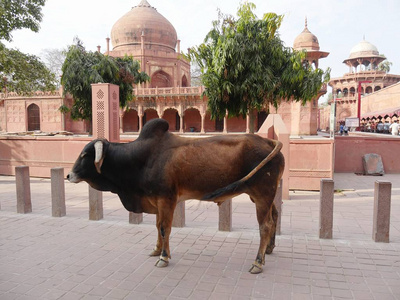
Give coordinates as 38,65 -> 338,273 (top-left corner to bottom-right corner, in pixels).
181,75 -> 188,87
151,70 -> 172,88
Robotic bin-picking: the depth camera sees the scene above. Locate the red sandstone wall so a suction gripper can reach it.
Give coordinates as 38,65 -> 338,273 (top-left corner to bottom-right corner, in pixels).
289,139 -> 334,190
2,134 -> 397,190
226,116 -> 247,132
0,137 -> 91,178
335,135 -> 400,173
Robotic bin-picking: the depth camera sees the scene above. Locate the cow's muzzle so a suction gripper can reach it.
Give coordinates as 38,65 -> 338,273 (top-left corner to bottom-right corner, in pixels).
67,172 -> 81,183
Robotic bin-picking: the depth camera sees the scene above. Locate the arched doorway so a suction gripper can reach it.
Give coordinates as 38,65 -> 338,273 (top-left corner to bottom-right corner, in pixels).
143,109 -> 159,126
163,108 -> 180,131
27,104 -> 40,131
123,109 -> 139,132
151,70 -> 172,88
184,108 -> 201,132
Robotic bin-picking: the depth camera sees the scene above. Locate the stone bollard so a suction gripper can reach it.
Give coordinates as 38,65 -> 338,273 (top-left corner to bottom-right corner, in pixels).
51,167 -> 66,217
274,179 -> 283,235
219,199 -> 232,231
129,212 -> 143,224
15,166 -> 32,214
373,181 -> 391,243
172,201 -> 185,227
88,185 -> 103,220
319,179 -> 334,239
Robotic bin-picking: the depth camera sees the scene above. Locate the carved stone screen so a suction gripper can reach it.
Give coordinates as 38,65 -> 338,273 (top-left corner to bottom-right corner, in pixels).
91,83 -> 120,142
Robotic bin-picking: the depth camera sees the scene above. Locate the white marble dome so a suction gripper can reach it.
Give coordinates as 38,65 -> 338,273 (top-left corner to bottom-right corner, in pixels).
349,39 -> 379,59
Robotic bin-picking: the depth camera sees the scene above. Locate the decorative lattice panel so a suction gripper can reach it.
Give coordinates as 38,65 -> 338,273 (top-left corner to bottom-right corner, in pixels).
91,84 -> 120,142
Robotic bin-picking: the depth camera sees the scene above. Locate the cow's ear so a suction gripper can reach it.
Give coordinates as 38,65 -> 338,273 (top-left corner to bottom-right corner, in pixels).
94,140 -> 105,174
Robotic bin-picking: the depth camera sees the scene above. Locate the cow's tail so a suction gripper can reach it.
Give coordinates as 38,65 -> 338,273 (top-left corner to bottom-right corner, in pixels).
201,139 -> 283,201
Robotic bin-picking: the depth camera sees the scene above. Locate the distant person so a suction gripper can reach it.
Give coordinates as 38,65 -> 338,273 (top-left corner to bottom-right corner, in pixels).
371,122 -> 376,132
339,124 -> 344,135
389,120 -> 399,136
343,125 -> 348,135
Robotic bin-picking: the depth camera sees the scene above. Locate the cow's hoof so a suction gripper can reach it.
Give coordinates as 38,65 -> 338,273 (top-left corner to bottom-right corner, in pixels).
265,245 -> 275,255
149,248 -> 162,256
249,263 -> 263,274
155,258 -> 169,268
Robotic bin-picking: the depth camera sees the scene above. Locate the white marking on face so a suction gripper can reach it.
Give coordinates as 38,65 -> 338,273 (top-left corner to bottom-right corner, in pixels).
67,172 -> 81,183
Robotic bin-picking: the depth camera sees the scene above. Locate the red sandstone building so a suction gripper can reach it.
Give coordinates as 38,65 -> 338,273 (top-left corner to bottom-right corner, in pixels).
320,39 -> 400,131
1,1 -> 328,135
3,1 -> 400,189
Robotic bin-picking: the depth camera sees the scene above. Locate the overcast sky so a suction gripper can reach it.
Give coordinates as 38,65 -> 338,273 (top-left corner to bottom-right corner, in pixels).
5,0 -> 400,100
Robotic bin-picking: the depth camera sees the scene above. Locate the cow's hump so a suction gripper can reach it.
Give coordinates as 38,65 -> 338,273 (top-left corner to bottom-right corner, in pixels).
139,118 -> 169,140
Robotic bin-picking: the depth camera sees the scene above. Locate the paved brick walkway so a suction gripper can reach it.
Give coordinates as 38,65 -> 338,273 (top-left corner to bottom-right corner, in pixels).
1,173 -> 399,300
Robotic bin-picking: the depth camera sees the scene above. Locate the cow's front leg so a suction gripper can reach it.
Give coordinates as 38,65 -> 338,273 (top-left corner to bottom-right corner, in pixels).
155,198 -> 175,268
149,213 -> 162,257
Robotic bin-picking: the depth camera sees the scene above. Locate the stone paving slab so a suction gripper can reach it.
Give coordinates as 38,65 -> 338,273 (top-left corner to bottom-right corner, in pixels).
1,173 -> 400,299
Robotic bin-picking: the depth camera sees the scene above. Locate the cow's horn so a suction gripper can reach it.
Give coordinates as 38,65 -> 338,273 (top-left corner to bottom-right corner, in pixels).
94,140 -> 104,174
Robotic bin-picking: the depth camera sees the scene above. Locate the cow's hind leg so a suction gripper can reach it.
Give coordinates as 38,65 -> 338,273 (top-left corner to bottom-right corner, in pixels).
265,203 -> 278,255
249,198 -> 276,274
154,198 -> 176,268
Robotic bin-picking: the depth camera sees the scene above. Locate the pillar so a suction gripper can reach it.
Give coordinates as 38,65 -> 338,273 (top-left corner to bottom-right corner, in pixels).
89,186 -> 103,221
172,202 -> 185,227
219,199 -> 232,231
200,114 -> 205,134
319,179 -> 334,239
223,115 -> 228,133
180,114 -> 184,133
373,181 -> 391,243
15,166 -> 32,214
246,114 -> 250,133
51,167 -> 66,217
91,83 -> 120,142
129,212 -> 143,224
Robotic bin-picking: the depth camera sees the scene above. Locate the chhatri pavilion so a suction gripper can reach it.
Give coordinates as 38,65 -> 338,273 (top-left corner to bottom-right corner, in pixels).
319,38 -> 400,130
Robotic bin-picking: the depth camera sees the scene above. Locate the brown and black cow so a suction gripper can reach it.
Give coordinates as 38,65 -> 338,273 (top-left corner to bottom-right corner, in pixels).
68,118 -> 284,274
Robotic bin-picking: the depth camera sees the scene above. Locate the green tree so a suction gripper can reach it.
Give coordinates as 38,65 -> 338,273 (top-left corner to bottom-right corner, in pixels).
377,58 -> 392,73
0,0 -> 57,94
0,0 -> 45,42
60,38 -> 150,121
190,2 -> 330,121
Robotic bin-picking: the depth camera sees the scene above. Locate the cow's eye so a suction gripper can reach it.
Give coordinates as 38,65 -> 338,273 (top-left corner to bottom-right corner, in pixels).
80,152 -> 87,158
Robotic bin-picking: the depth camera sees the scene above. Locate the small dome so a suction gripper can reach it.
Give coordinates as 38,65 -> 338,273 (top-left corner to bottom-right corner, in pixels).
111,0 -> 177,53
349,39 -> 379,59
293,19 -> 320,51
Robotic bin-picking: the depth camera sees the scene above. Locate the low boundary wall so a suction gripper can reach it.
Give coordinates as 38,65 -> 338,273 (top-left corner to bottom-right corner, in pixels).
335,135 -> 400,173
1,134 -> 335,191
0,136 -> 90,178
